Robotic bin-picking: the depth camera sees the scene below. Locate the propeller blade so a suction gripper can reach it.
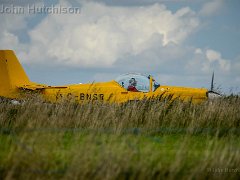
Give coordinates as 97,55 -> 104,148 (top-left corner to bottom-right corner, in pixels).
210,71 -> 214,91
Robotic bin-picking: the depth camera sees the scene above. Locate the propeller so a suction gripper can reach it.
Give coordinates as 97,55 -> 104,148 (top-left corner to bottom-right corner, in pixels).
207,71 -> 222,99
210,71 -> 214,92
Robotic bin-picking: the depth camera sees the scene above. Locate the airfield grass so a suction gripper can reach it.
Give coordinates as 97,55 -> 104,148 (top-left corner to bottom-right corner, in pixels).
0,96 -> 240,179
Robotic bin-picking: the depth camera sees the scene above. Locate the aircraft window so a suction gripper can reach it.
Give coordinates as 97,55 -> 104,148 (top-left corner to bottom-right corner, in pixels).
115,73 -> 160,92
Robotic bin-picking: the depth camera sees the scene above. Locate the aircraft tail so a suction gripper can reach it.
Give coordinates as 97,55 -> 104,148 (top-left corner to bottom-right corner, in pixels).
0,50 -> 30,98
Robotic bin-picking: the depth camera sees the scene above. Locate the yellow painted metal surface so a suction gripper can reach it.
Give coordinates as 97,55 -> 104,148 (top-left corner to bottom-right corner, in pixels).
0,50 -> 208,103
0,50 -> 31,98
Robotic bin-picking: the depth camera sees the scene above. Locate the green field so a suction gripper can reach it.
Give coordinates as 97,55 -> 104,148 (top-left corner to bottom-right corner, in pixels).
0,96 -> 240,179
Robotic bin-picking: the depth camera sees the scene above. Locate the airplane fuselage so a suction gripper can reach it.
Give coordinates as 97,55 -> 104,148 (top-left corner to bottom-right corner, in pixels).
0,50 -> 208,104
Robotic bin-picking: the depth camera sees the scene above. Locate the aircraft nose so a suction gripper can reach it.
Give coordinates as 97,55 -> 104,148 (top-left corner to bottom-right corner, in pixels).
207,91 -> 222,99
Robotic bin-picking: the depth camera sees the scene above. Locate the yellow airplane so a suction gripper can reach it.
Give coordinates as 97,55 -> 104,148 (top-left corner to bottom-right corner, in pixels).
0,50 -> 219,104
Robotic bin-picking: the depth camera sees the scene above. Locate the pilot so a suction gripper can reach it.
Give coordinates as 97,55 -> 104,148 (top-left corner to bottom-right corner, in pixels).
127,78 -> 139,92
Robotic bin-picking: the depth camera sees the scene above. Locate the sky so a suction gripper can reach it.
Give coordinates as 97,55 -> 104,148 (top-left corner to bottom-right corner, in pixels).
0,0 -> 239,94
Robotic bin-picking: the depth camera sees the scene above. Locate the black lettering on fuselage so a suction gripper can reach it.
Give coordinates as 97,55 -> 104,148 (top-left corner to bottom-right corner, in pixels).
79,93 -> 104,101
93,94 -> 98,100
67,93 -> 72,98
99,94 -> 104,100
56,92 -> 63,100
80,93 -> 85,100
86,94 -> 91,100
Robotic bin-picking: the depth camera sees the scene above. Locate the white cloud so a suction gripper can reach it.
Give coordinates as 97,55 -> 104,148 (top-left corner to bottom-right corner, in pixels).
187,48 -> 231,74
0,31 -> 19,48
0,14 -> 27,31
206,49 -> 221,62
199,0 -> 224,17
205,49 -> 230,72
20,1 -> 199,68
195,48 -> 202,54
0,16 -> 33,65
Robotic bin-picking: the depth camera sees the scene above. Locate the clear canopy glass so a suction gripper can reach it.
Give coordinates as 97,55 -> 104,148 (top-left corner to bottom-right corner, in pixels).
115,73 -> 160,92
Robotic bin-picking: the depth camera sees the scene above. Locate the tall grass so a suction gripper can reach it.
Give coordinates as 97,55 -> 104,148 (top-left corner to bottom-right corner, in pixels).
1,96 -> 240,134
0,96 -> 240,179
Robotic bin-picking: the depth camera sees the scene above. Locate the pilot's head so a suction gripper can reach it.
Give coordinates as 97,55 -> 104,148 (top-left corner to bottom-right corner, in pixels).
129,78 -> 137,86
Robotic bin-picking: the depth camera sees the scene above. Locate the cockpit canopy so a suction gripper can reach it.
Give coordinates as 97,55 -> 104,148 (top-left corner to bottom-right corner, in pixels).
115,73 -> 160,92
